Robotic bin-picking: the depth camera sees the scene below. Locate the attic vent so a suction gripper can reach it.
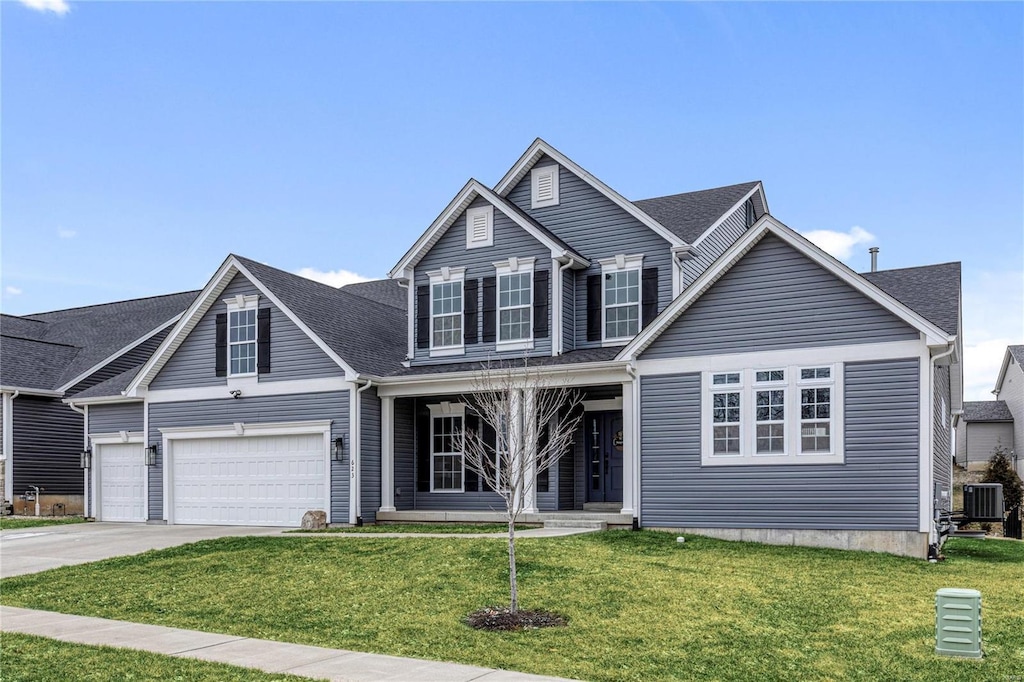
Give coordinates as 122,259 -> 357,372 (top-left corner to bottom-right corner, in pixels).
466,205 -> 493,249
531,165 -> 559,208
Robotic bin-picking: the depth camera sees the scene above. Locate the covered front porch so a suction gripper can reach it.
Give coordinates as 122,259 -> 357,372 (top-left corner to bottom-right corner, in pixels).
375,366 -> 640,524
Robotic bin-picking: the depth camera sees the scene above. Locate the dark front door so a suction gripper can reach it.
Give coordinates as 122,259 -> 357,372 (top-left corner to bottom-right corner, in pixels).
585,411 -> 623,503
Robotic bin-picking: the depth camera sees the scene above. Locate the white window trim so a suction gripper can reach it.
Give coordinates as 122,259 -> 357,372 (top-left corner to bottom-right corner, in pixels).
701,363 -> 845,466
427,267 -> 466,358
428,402 -> 466,493
465,205 -> 494,249
531,165 -> 560,209
224,294 -> 260,378
494,257 -> 536,352
599,254 -> 644,346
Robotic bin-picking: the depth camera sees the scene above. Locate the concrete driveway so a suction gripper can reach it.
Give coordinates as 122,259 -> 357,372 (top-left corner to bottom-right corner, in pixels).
0,522 -> 285,578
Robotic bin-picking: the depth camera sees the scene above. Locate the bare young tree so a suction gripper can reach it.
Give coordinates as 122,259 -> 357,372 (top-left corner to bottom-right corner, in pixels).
456,361 -> 584,614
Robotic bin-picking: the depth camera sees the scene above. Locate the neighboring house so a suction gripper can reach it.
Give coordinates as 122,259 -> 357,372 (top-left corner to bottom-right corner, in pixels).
958,345 -> 1024,477
62,139 -> 961,559
1,291 -> 198,514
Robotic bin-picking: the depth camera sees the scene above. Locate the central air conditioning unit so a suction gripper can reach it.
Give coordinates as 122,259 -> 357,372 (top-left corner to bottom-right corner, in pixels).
963,484 -> 1004,522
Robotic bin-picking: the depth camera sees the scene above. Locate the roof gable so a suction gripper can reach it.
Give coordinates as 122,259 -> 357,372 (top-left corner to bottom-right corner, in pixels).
634,181 -> 765,244
995,344 -> 1024,394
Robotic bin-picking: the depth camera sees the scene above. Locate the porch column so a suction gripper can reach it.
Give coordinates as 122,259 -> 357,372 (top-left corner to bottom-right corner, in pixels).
620,379 -> 637,517
522,388 -> 538,514
380,396 -> 396,513
2,392 -> 14,504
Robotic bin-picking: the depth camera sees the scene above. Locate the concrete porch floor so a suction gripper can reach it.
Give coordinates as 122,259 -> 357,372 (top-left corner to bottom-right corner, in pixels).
374,509 -> 633,529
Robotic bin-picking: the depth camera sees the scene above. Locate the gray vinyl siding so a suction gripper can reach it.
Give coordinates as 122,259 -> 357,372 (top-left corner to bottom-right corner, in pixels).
681,204 -> 749,288
413,196 -> 552,364
932,365 -> 952,494
67,329 -> 171,396
642,235 -> 919,359
506,156 -> 675,349
89,402 -> 144,434
360,387 -> 381,524
960,422 -> 1015,466
558,442 -> 575,510
639,358 -> 921,530
562,267 -> 575,352
393,398 -> 415,511
151,274 -> 340,389
12,396 -> 83,496
147,391 -> 349,522
573,426 -> 586,510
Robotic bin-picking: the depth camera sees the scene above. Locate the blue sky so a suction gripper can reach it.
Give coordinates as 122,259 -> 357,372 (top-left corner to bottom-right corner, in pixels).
3,1 -> 1022,399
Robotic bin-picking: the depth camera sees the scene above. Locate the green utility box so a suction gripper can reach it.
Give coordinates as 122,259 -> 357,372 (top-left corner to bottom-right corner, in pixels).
935,588 -> 982,658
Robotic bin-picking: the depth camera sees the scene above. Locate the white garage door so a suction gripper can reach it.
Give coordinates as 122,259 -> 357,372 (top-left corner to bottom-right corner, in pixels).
99,442 -> 146,522
171,434 -> 327,527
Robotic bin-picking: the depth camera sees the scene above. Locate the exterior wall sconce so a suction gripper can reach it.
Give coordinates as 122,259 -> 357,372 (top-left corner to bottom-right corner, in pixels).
80,448 -> 92,469
145,444 -> 159,466
331,436 -> 346,462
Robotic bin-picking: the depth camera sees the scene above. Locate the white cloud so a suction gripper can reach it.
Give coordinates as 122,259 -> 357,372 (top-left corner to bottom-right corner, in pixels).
962,269 -> 1024,401
800,225 -> 875,261
19,0 -> 70,15
57,228 -> 77,239
5,286 -> 23,296
295,267 -> 372,288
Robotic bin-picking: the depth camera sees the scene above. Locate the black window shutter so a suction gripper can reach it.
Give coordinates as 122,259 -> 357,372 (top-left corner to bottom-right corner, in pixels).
482,276 -> 497,343
642,267 -> 659,328
416,285 -> 430,349
464,279 -> 479,345
215,313 -> 228,377
537,421 -> 550,493
464,413 -> 479,492
416,411 -> 431,493
257,308 -> 271,374
586,274 -> 602,342
533,270 -> 549,339
482,421 -> 498,492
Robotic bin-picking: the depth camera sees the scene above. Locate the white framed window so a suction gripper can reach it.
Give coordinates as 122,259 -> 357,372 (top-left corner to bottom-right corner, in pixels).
531,165 -> 559,208
702,364 -> 844,466
599,254 -> 644,344
466,205 -> 493,249
427,268 -> 466,357
494,257 -> 535,351
429,403 -> 465,492
224,294 -> 259,376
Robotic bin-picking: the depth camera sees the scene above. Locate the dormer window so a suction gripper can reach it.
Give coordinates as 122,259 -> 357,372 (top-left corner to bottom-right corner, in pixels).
531,165 -> 559,208
466,206 -> 493,249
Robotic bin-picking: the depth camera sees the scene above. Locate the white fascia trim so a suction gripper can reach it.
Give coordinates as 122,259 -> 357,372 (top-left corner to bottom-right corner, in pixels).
689,183 -> 764,248
160,419 -> 333,439
89,431 -> 145,444
493,138 -> 684,247
0,386 -> 63,398
619,216 -> 952,361
389,179 -> 589,278
635,340 -> 926,377
56,314 -> 184,393
65,395 -> 143,407
376,362 -> 632,398
146,377 -> 356,404
992,346 -> 1016,394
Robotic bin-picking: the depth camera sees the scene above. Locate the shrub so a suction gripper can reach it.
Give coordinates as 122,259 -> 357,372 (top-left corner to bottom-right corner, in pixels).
982,441 -> 1023,511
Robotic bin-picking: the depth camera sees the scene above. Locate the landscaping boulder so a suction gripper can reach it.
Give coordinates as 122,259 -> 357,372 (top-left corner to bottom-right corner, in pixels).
301,510 -> 327,530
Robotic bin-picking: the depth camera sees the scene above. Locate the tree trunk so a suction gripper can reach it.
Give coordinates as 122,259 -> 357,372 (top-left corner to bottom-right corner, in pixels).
507,517 -> 518,614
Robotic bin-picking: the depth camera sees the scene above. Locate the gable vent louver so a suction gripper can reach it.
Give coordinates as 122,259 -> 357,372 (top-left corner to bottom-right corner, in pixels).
472,213 -> 488,241
465,205 -> 493,249
531,165 -> 559,208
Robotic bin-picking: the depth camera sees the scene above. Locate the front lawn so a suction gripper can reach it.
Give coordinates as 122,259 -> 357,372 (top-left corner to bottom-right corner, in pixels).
0,516 -> 87,530
2,532 -> 1021,681
290,523 -> 532,534
0,633 -> 320,682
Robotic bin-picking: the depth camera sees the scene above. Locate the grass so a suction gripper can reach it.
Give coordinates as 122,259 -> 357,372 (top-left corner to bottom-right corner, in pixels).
2,532 -> 1022,681
0,632 -> 320,682
0,516 -> 87,530
289,523 -> 532,534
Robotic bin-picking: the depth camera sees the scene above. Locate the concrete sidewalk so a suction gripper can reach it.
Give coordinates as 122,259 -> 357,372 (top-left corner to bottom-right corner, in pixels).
1,606 -> 578,682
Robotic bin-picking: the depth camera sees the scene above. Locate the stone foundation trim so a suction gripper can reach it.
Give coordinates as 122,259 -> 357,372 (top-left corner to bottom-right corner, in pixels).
648,526 -> 929,559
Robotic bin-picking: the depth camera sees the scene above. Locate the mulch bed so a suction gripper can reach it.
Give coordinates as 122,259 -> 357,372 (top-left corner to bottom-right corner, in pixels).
464,606 -> 568,631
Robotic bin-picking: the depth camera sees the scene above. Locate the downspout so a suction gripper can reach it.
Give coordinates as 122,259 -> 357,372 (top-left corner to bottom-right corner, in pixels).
352,379 -> 374,526
396,278 -> 412,362
929,341 -> 957,560
557,256 -> 577,355
3,390 -> 19,504
67,400 -> 88,518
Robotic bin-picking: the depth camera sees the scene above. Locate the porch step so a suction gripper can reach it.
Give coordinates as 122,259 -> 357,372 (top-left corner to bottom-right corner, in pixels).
583,502 -> 622,512
543,519 -> 607,531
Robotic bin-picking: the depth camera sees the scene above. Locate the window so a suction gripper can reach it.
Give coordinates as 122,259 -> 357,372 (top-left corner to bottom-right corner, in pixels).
531,165 -> 559,208
427,268 -> 466,355
702,364 -> 843,466
466,206 -> 493,249
494,257 -> 535,350
600,254 -> 644,343
430,404 -> 465,492
225,294 -> 259,376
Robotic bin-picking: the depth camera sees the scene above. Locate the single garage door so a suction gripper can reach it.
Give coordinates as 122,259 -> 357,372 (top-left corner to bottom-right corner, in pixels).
99,442 -> 146,522
171,433 -> 327,526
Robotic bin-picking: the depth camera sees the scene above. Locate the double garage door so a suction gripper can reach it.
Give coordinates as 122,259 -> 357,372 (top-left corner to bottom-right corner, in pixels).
170,433 -> 328,527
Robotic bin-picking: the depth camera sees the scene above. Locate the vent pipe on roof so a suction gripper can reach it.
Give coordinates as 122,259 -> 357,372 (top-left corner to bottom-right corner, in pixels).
869,247 -> 879,272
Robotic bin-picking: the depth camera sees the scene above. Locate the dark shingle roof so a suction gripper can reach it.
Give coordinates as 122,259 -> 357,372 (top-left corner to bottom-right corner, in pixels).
1,291 -> 198,391
1009,345 -> 1024,366
342,279 -> 406,310
0,336 -> 81,390
962,401 -> 1014,423
861,262 -> 960,335
633,182 -> 760,243
390,347 -> 621,377
235,257 -> 408,377
70,364 -> 143,400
